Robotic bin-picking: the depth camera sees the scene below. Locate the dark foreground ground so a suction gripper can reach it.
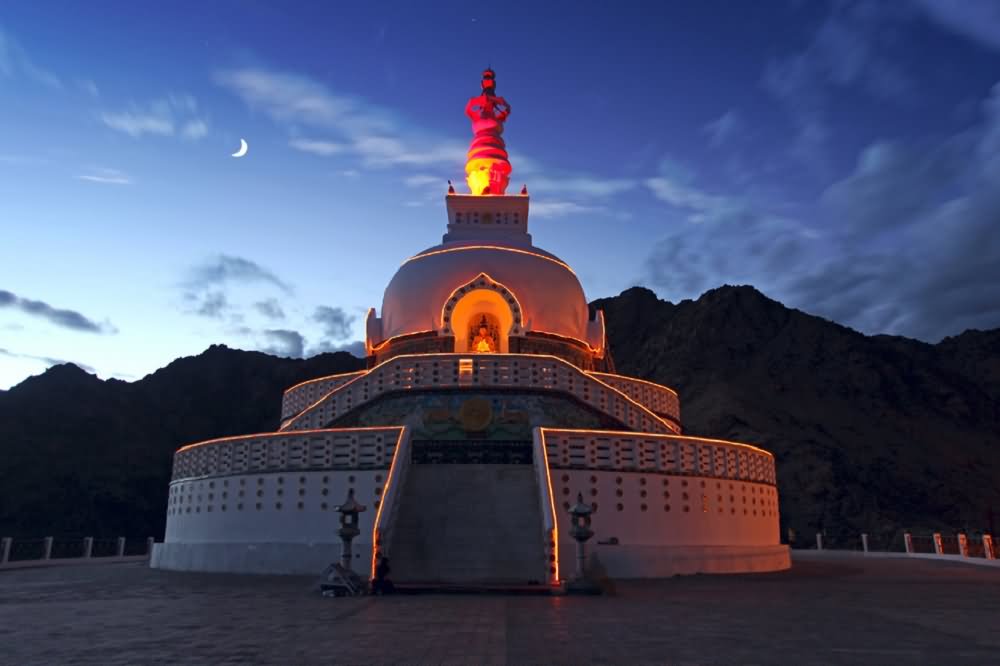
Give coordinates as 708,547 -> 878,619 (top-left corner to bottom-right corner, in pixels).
1,553 -> 998,665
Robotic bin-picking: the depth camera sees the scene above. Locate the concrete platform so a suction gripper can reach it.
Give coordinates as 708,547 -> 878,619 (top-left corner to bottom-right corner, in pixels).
1,552 -> 998,664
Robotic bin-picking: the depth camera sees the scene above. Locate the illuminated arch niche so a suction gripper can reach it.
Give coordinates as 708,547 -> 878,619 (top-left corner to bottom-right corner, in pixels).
441,273 -> 523,353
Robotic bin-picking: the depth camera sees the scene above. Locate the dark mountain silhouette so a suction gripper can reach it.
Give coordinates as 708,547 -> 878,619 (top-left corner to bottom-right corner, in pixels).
1,286 -> 998,544
595,286 -> 1000,543
0,346 -> 365,539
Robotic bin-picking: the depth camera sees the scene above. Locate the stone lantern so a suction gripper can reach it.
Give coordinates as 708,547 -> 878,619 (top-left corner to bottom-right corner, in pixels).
568,492 -> 595,581
336,488 -> 366,571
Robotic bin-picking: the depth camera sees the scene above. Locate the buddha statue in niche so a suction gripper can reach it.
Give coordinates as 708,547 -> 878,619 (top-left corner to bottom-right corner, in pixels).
470,314 -> 498,353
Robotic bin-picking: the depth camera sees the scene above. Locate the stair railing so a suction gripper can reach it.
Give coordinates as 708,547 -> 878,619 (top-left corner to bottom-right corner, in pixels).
532,427 -> 561,585
370,426 -> 413,580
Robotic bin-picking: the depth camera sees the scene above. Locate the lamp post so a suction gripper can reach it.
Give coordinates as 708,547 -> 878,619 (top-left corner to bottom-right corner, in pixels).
336,489 -> 366,572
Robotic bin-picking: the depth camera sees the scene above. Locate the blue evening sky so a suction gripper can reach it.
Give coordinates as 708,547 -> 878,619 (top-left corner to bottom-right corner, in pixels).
2,0 -> 999,388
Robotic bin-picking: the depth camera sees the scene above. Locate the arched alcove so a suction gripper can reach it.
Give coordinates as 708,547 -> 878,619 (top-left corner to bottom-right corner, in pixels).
441,273 -> 522,353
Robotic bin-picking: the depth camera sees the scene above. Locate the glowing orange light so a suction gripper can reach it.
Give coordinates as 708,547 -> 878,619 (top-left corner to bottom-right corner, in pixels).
528,329 -> 603,355
282,370 -> 367,396
439,272 -> 525,334
369,330 -> 437,354
537,427 -> 776,459
401,245 -> 576,275
467,167 -> 492,196
540,442 -> 561,584
370,427 -> 408,580
283,352 -> 679,435
175,426 -> 405,454
587,371 -> 679,398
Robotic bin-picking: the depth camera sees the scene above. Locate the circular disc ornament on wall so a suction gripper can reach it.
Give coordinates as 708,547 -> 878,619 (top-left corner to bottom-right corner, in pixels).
459,397 -> 493,432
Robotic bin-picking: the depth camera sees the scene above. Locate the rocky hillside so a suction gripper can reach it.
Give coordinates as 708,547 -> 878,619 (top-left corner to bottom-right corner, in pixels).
595,286 -> 1000,544
0,347 -> 364,539
1,286 -> 998,544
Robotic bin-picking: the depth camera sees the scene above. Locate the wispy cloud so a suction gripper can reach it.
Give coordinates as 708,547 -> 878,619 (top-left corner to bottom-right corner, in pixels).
100,94 -> 208,139
404,174 -> 443,188
0,26 -> 62,89
913,0 -> 1000,52
644,176 -> 749,224
313,306 -> 355,340
528,176 -> 636,198
75,167 -> 131,185
308,339 -> 365,358
0,289 -> 116,334
289,138 -> 347,156
530,201 -> 605,218
0,154 -> 49,166
0,348 -> 96,374
184,255 -> 293,294
261,329 -> 305,358
216,67 -> 466,169
761,3 -> 913,172
181,119 -> 208,139
77,79 -> 99,98
703,109 -> 742,148
194,291 -> 228,318
254,298 -> 285,320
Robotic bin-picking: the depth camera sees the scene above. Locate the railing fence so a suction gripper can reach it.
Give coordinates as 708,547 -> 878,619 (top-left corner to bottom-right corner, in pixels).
0,536 -> 155,566
797,528 -> 996,561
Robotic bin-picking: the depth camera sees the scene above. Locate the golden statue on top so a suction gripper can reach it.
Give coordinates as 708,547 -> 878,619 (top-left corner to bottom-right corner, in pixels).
465,68 -> 512,195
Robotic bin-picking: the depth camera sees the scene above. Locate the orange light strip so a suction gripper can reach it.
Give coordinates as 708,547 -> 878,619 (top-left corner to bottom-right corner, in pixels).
539,438 -> 561,584
527,329 -> 602,355
439,272 -> 526,334
587,371 -> 679,398
370,426 -> 408,580
586,374 -> 680,434
283,352 -> 679,436
175,426 -> 404,454
282,370 -> 368,396
401,245 -> 577,275
537,427 -> 775,459
368,329 -> 438,354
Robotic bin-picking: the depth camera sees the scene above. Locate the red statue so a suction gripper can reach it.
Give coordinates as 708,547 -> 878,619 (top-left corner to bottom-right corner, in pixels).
465,68 -> 512,195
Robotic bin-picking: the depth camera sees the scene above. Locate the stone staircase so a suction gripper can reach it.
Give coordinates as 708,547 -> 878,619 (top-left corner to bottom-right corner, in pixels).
386,463 -> 548,586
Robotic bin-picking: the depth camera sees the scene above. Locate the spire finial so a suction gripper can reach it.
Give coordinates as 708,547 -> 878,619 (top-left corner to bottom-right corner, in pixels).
464,68 -> 512,195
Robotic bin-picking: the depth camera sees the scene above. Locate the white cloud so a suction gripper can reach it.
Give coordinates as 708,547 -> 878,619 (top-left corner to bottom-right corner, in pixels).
529,176 -> 636,198
75,167 -> 131,185
404,174 -> 443,187
100,94 -> 207,139
216,67 -> 467,170
530,201 -> 604,218
101,111 -> 173,137
644,177 -> 741,223
289,138 -> 347,156
703,109 -> 742,148
914,0 -> 1000,51
0,27 -> 61,89
214,68 -> 392,135
78,79 -> 99,97
181,119 -> 208,139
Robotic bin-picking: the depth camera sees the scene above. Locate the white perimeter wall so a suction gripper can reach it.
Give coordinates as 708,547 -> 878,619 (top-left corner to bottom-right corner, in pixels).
164,469 -> 384,545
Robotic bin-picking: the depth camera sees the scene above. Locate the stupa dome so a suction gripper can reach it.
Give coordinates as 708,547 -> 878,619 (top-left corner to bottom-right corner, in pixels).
379,238 -> 590,343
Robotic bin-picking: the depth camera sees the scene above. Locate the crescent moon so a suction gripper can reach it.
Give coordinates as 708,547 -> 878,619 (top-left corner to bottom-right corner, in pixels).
231,139 -> 248,158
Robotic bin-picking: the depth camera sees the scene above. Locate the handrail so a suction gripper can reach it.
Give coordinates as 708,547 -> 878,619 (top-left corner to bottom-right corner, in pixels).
532,427 -> 560,584
281,353 -> 679,436
370,426 -> 412,579
281,370 -> 367,422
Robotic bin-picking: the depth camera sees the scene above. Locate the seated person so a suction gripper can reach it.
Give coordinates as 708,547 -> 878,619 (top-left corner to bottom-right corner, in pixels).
372,554 -> 394,595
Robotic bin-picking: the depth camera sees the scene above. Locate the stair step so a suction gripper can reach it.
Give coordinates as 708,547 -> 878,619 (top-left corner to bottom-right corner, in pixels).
386,463 -> 547,584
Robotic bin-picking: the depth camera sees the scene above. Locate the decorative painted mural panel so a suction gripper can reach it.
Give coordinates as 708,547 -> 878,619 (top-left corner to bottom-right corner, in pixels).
332,389 -> 622,441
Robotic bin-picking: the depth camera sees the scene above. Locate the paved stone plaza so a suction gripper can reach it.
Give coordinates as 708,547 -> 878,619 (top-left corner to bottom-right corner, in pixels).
1,553 -> 998,665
